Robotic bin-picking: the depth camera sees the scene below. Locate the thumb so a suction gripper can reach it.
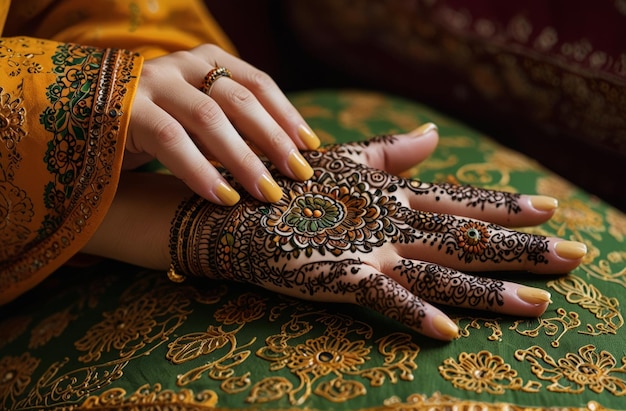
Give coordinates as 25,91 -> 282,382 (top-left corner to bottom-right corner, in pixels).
331,123 -> 439,174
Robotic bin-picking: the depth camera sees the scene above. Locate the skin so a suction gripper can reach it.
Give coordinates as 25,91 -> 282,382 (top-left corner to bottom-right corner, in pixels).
84,127 -> 585,341
125,44 -> 319,204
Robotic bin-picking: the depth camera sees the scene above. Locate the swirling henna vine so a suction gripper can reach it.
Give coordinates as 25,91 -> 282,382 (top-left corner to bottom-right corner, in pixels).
393,259 -> 506,309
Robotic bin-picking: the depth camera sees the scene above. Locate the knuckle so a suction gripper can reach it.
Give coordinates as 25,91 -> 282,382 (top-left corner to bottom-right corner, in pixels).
265,127 -> 288,150
191,99 -> 223,127
226,85 -> 256,108
238,149 -> 263,171
153,119 -> 184,149
246,69 -> 274,91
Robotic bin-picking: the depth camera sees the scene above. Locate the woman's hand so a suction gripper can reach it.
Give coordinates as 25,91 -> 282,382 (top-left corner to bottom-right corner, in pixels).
169,130 -> 587,341
125,44 -> 320,205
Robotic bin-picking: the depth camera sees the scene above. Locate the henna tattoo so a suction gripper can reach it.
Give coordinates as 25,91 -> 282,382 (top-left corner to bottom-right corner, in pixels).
169,136 -> 549,313
394,260 -> 505,309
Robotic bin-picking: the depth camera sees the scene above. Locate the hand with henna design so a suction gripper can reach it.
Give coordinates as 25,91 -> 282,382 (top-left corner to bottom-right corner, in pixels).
84,124 -> 587,341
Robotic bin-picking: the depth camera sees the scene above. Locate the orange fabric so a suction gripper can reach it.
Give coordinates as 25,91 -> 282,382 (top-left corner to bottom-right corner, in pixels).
0,0 -> 235,304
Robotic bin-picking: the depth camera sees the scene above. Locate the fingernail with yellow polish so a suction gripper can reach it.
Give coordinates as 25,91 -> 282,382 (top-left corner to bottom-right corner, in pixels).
258,173 -> 283,203
412,122 -> 438,137
554,241 -> 587,260
517,286 -> 552,305
298,124 -> 321,150
216,181 -> 240,206
288,151 -> 314,180
433,315 -> 459,340
529,195 -> 559,211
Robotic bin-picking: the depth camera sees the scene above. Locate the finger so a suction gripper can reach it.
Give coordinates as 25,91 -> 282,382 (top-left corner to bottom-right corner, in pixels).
390,259 -> 551,317
392,211 -> 586,274
324,124 -> 440,174
351,265 -> 460,341
402,181 -> 559,227
258,258 -> 459,341
127,99 -> 241,205
152,80 -> 284,203
191,44 -> 321,151
207,77 -> 314,182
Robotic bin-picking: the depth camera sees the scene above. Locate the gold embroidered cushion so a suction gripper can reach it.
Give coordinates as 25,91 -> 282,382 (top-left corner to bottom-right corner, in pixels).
0,90 -> 624,410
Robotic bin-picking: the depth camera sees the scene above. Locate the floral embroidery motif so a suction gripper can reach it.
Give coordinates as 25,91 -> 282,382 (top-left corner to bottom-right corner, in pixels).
253,312 -> 419,405
28,309 -> 74,349
213,293 -> 266,325
438,351 -> 540,394
75,295 -> 159,363
0,182 -> 34,261
263,181 -> 398,256
515,345 -> 626,395
0,87 -> 26,151
0,353 -> 39,409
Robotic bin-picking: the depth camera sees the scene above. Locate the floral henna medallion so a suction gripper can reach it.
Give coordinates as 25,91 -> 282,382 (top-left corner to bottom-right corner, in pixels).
261,180 -> 405,257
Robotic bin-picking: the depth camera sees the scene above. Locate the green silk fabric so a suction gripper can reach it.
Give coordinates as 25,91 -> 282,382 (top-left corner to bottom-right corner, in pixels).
1,90 -> 624,410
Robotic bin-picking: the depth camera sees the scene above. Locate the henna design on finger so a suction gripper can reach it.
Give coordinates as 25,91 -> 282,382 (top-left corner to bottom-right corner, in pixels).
355,274 -> 426,331
394,260 -> 505,309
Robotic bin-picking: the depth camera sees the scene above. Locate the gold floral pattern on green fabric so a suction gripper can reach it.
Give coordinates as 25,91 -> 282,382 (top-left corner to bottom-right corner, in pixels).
0,90 -> 625,410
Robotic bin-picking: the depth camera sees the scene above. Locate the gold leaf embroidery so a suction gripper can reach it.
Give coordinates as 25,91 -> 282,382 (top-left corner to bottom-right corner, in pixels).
548,275 -> 623,335
510,308 -> 581,348
580,250 -> 626,288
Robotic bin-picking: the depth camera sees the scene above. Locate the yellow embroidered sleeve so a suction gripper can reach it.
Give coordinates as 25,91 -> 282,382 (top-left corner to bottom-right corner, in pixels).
0,36 -> 143,304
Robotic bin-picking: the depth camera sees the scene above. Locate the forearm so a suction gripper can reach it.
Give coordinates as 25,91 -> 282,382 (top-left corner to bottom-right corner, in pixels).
82,172 -> 193,270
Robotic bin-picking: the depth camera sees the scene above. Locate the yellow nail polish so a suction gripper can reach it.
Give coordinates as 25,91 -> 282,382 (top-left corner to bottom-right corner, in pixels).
412,122 -> 438,137
554,241 -> 587,260
298,124 -> 321,150
216,181 -> 240,206
529,195 -> 558,211
258,174 -> 283,203
517,286 -> 552,305
288,151 -> 314,180
432,315 -> 459,340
